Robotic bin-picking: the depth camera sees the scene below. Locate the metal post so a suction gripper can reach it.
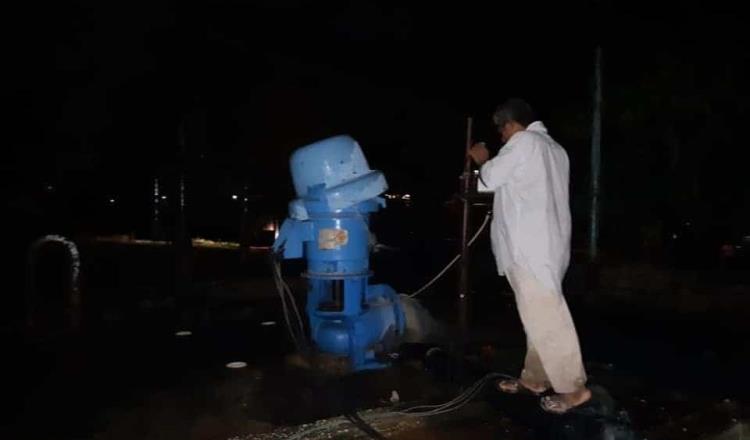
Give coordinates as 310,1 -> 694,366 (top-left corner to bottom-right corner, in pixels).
151,177 -> 162,240
240,183 -> 249,245
589,46 -> 602,262
176,124 -> 189,248
177,174 -> 187,244
174,123 -> 193,316
458,117 -> 473,331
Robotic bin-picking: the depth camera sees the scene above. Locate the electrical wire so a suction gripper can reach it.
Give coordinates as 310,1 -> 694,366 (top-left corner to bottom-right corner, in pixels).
279,266 -> 306,347
286,372 -> 516,439
345,412 -> 387,440
408,211 -> 492,298
273,261 -> 300,349
270,251 -> 307,349
394,372 -> 514,417
273,259 -> 305,341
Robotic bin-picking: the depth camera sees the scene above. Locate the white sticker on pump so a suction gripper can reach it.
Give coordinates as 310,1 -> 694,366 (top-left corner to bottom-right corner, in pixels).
318,228 -> 348,250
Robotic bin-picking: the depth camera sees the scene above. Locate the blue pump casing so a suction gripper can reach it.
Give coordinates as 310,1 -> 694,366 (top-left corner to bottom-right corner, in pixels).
273,135 -> 405,371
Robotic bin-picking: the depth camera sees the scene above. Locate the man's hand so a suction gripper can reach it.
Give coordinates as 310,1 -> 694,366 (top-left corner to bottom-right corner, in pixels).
468,142 -> 490,166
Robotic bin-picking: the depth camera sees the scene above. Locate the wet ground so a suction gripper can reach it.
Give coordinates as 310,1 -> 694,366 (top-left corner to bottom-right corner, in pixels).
2,242 -> 749,440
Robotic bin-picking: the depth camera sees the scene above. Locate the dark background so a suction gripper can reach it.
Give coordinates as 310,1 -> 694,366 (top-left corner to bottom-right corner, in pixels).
4,0 -> 749,282
2,4 -> 750,439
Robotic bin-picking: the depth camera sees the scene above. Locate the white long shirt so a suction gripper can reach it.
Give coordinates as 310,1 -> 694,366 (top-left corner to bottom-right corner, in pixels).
478,121 -> 571,295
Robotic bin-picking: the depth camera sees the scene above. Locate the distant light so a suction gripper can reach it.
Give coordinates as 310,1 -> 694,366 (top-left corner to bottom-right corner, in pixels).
263,221 -> 276,232
46,185 -> 54,191
232,195 -> 238,200
109,198 -> 116,204
243,197 -> 248,202
226,361 -> 247,369
260,321 -> 276,327
402,194 -> 411,200
672,233 -> 678,239
175,330 -> 192,337
161,195 -> 167,200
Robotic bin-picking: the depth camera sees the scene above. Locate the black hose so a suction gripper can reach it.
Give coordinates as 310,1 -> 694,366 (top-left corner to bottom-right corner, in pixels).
345,412 -> 387,440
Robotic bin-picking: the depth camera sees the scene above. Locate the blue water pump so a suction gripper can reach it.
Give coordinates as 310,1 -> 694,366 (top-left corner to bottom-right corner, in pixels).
272,135 -> 406,371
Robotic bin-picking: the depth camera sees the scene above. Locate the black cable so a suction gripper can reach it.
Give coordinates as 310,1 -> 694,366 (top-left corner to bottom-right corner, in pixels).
269,249 -> 307,350
477,168 -> 489,189
345,412 -> 387,440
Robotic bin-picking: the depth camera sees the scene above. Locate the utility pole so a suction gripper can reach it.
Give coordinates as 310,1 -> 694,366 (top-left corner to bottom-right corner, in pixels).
151,177 -> 162,240
589,46 -> 603,263
174,122 -> 193,327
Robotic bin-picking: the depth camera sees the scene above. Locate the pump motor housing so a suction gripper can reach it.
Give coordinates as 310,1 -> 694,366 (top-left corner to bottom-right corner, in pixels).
273,135 -> 405,371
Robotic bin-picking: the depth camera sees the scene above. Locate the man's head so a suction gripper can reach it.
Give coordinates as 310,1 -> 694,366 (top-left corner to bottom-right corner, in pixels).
493,98 -> 536,143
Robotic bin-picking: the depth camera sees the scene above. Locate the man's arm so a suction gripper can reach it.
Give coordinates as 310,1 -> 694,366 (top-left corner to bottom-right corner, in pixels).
472,136 -> 530,191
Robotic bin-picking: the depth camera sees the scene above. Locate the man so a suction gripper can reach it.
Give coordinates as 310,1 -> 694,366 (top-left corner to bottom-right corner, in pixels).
468,99 -> 591,414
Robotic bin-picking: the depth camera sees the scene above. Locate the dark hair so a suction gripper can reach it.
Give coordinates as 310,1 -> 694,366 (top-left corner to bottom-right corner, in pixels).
492,98 -> 536,128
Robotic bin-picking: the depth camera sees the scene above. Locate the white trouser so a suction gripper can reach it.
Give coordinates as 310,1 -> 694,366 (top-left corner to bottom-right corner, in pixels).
506,264 -> 587,393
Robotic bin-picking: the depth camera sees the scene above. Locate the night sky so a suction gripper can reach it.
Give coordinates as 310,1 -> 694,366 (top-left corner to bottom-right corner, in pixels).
5,1 -> 750,250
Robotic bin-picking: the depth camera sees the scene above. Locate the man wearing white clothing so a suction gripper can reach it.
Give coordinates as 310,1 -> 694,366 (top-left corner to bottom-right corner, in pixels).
468,98 -> 591,414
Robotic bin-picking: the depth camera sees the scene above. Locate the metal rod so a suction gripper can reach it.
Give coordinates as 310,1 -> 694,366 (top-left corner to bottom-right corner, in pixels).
175,122 -> 192,309
240,183 -> 249,247
589,46 -> 603,262
151,177 -> 161,240
458,117 -> 473,331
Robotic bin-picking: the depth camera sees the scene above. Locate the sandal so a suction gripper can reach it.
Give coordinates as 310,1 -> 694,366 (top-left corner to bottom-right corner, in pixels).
540,391 -> 592,414
496,379 -> 549,396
